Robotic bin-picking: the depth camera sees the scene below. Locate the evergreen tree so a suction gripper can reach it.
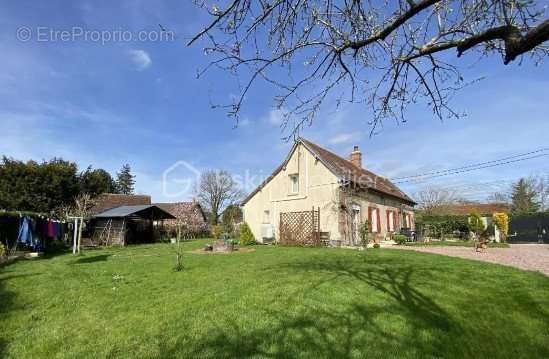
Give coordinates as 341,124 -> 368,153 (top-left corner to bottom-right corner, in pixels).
0,157 -> 79,212
511,178 -> 539,214
222,204 -> 243,227
221,204 -> 243,234
116,164 -> 135,195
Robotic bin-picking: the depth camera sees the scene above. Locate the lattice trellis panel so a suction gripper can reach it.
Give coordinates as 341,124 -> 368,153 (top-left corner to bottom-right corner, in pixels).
279,208 -> 321,246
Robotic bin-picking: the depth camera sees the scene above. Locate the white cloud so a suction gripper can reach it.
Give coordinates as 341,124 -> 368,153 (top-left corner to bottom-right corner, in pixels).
129,49 -> 152,71
267,108 -> 286,126
238,117 -> 251,127
328,132 -> 361,145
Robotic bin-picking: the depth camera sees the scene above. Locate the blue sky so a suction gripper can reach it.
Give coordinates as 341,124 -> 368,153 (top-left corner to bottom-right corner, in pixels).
1,0 -> 548,203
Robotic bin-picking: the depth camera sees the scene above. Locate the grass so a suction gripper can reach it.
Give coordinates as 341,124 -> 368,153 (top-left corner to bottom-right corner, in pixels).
405,240 -> 510,248
1,239 -> 548,358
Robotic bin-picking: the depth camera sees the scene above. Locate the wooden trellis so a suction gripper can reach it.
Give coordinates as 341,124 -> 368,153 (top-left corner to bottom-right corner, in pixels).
279,207 -> 321,246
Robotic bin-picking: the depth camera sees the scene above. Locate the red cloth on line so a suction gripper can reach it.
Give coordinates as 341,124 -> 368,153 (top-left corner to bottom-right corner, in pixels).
47,219 -> 55,237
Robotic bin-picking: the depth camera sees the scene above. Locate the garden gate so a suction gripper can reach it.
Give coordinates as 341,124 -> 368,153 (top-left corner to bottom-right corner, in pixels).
509,215 -> 549,243
279,207 -> 321,246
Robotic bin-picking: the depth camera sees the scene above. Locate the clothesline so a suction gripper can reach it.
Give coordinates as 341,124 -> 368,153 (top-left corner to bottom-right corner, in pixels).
15,215 -> 72,252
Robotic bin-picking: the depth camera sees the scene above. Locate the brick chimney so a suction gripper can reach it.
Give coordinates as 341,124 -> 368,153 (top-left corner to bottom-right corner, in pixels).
350,145 -> 362,168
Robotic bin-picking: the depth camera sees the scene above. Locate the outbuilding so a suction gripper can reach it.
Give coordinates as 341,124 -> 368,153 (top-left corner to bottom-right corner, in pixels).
92,205 -> 175,245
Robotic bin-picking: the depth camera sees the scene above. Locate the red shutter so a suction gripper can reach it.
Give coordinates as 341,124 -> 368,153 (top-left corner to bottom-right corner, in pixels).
393,210 -> 397,231
368,207 -> 372,232
386,210 -> 390,232
376,209 -> 381,233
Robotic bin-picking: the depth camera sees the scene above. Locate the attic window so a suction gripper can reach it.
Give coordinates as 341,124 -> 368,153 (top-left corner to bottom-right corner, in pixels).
289,174 -> 299,194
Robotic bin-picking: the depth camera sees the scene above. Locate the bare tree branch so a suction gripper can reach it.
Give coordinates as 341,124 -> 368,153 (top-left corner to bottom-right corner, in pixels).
188,0 -> 549,136
196,170 -> 243,224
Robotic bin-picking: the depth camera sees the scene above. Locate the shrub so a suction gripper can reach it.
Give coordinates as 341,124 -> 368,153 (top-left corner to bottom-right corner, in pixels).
415,215 -> 470,239
211,225 -> 223,239
0,242 -> 5,259
493,212 -> 509,241
393,234 -> 407,245
239,222 -> 256,246
468,211 -> 485,236
373,243 -> 380,249
359,220 -> 369,248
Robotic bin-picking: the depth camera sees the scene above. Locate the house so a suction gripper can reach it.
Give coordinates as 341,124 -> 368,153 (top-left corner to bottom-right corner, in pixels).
242,138 -> 416,246
153,202 -> 209,235
430,202 -> 511,242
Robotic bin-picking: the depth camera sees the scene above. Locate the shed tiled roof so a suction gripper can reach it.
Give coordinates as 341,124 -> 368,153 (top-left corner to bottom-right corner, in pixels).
154,202 -> 207,222
153,202 -> 209,232
90,193 -> 151,216
242,137 -> 415,205
94,205 -> 175,219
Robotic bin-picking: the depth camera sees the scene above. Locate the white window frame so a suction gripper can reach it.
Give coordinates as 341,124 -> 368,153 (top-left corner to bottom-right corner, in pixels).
404,213 -> 411,228
371,208 -> 379,233
263,210 -> 270,224
388,211 -> 395,232
289,174 -> 299,194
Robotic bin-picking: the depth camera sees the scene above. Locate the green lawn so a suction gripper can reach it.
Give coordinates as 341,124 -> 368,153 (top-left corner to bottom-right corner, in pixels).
1,240 -> 548,359
405,240 -> 510,248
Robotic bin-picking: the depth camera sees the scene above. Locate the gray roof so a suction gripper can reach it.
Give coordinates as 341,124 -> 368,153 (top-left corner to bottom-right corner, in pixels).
94,205 -> 175,219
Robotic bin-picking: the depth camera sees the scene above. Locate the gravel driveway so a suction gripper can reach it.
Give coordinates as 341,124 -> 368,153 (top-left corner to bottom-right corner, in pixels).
391,244 -> 549,276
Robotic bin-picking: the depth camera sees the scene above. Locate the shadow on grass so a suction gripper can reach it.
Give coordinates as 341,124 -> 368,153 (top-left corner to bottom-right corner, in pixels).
0,338 -> 7,359
70,254 -> 111,264
0,270 -> 23,358
157,256 -> 460,358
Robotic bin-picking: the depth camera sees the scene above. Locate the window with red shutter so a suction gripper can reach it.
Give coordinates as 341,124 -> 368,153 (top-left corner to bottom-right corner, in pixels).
368,207 -> 373,232
376,208 -> 381,233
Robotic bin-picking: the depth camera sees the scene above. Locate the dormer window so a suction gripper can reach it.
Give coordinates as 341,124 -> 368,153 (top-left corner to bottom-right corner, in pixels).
289,174 -> 299,194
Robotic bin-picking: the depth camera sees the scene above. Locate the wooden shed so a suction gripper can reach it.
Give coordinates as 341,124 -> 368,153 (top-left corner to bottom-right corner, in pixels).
92,205 -> 175,246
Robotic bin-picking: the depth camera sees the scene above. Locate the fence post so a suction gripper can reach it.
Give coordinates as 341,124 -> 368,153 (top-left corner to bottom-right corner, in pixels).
317,206 -> 320,245
279,212 -> 282,245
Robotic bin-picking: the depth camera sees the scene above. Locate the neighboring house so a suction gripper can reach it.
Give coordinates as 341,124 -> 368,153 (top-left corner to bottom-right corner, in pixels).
433,203 -> 511,216
89,193 -> 152,217
430,202 -> 511,242
154,202 -> 209,235
242,138 -> 416,246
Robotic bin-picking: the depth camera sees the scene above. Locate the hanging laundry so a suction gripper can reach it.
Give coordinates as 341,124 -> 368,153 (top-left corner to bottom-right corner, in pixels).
39,218 -> 48,238
54,221 -> 61,239
47,219 -> 55,238
17,216 -> 35,247
29,217 -> 40,248
10,215 -> 48,252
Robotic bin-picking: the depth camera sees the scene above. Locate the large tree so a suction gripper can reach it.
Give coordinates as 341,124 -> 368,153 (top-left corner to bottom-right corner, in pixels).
531,174 -> 549,211
197,170 -> 243,224
189,0 -> 548,134
415,186 -> 460,215
510,177 -> 539,213
0,157 -> 80,213
79,166 -> 117,196
116,164 -> 136,195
